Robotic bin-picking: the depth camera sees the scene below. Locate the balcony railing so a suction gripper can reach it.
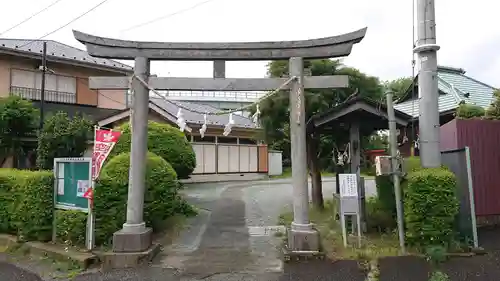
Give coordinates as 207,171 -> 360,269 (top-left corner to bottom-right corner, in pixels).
10,86 -> 77,104
157,91 -> 264,102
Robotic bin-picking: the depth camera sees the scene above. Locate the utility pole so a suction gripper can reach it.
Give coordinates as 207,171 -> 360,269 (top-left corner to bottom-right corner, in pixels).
39,41 -> 47,129
386,90 -> 406,254
414,0 -> 441,167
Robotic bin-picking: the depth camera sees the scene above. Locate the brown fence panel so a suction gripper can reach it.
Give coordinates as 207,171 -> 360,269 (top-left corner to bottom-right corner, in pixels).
258,145 -> 268,173
454,120 -> 500,217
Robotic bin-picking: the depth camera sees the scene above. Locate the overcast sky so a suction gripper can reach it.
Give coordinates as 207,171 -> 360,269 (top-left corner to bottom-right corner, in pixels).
2,0 -> 499,87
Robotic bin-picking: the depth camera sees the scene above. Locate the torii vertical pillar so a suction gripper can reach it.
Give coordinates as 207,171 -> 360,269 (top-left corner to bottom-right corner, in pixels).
112,57 -> 153,253
288,57 -> 320,252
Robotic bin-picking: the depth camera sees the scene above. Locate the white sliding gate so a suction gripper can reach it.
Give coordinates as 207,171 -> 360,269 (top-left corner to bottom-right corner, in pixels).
192,143 -> 259,174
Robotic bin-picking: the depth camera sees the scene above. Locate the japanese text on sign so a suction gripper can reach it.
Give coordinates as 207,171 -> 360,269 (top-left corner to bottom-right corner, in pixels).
339,173 -> 358,198
92,129 -> 121,180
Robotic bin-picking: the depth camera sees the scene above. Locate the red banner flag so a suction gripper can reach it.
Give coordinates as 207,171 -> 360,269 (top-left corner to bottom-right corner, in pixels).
92,128 -> 121,180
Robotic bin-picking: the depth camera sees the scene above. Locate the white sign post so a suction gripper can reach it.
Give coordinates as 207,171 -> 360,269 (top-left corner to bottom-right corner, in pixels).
339,173 -> 362,248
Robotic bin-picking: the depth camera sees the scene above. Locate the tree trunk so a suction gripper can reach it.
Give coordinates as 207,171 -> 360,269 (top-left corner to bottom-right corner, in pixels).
307,133 -> 324,210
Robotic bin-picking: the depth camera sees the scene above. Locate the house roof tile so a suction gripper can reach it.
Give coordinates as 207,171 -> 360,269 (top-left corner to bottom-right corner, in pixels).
0,39 -> 132,72
395,66 -> 497,118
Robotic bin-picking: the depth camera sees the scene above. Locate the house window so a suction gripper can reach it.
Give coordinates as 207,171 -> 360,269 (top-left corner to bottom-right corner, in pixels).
10,69 -> 77,104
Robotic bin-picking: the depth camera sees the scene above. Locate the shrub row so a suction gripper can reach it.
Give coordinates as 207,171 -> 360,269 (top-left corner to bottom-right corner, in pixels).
0,169 -> 53,241
0,152 -> 196,247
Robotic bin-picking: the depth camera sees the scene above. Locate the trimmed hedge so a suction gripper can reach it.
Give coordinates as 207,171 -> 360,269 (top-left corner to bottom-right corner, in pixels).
0,169 -> 53,241
55,210 -> 87,247
0,169 -> 17,234
404,167 -> 459,248
94,152 -> 195,245
110,121 -> 196,179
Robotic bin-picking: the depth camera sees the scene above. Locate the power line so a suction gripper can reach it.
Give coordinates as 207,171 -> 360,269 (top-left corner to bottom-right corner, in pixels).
120,0 -> 218,33
0,0 -> 66,36
19,0 -> 111,49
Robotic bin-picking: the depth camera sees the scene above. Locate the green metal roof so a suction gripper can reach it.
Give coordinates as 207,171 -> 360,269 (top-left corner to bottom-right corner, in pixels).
394,66 -> 497,118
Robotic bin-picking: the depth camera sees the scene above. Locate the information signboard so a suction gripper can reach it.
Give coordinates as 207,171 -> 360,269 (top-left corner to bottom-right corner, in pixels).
339,173 -> 358,198
338,173 -> 362,248
54,158 -> 92,212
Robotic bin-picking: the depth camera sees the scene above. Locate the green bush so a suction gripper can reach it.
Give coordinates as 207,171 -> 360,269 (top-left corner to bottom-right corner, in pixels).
374,175 -> 396,221
55,210 -> 87,247
365,197 -> 396,232
456,103 -> 485,119
94,152 -> 195,245
0,169 -> 53,241
0,169 -> 18,234
110,121 -> 196,179
375,156 -> 422,225
404,168 -> 459,248
36,111 -> 93,169
485,89 -> 500,119
0,96 -> 39,157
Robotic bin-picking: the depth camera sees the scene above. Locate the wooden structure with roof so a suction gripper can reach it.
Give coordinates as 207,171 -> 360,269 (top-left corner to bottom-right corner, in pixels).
311,96 -> 411,177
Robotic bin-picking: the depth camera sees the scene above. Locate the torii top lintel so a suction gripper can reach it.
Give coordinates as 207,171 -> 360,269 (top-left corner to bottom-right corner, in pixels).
72,28 -> 367,61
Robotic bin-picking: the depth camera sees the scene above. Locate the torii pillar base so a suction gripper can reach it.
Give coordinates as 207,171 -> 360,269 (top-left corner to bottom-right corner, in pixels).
283,226 -> 324,262
112,227 -> 153,253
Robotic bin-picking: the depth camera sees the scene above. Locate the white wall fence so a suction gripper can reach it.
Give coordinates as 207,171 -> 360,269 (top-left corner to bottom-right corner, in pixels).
268,150 -> 283,176
192,143 -> 268,174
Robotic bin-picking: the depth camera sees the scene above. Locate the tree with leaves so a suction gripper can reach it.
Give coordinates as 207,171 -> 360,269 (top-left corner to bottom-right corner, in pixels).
36,112 -> 93,169
383,77 -> 413,101
0,96 -> 39,166
485,89 -> 500,120
257,59 -> 383,209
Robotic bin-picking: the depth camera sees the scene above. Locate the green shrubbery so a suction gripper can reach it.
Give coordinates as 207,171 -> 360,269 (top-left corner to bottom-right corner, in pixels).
456,103 -> 485,119
110,121 -> 196,179
374,156 -> 422,227
36,111 -> 93,169
404,167 -> 459,248
0,170 -> 16,234
0,169 -> 53,241
0,152 -> 196,247
55,210 -> 87,247
94,151 -> 195,245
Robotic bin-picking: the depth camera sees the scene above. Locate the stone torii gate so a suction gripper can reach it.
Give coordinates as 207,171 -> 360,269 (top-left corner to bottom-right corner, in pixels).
74,28 -> 367,254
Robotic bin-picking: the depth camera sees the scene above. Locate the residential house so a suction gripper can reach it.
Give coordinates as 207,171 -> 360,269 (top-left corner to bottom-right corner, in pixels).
394,65 -> 497,156
0,38 -> 269,175
97,97 -> 269,175
0,38 -> 133,168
